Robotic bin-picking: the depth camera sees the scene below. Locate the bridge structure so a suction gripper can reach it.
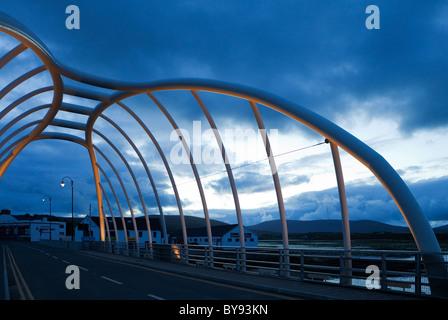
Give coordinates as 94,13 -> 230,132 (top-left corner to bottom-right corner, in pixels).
0,13 -> 446,298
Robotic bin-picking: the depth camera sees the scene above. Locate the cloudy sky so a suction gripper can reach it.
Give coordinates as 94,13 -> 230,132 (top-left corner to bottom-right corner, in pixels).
0,1 -> 447,229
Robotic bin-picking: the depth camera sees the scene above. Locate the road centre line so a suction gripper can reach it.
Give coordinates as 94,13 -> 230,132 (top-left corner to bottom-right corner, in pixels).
101,276 -> 123,285
2,246 -> 10,300
4,245 -> 34,300
80,252 -> 296,300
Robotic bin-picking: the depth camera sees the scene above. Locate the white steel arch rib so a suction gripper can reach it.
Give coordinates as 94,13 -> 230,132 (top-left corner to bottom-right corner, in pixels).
191,90 -> 246,269
99,182 -> 117,244
92,128 -> 152,246
249,101 -> 290,277
116,101 -> 188,248
0,65 -> 47,100
93,144 -> 139,245
0,43 -> 27,69
99,193 -> 111,244
0,14 -> 63,179
146,92 -> 213,249
0,86 -> 54,120
98,112 -> 168,243
0,120 -> 41,150
328,139 -> 352,285
0,95 -> 165,247
97,163 -> 127,244
249,101 -> 288,250
31,132 -> 132,246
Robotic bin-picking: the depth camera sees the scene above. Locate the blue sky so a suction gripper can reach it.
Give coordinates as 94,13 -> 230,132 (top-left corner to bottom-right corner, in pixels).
0,1 -> 447,228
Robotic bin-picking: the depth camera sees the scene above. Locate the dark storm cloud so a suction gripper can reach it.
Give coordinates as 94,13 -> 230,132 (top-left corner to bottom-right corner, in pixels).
1,1 -> 447,224
282,176 -> 448,226
178,174 -> 448,227
209,171 -> 276,194
2,1 -> 446,132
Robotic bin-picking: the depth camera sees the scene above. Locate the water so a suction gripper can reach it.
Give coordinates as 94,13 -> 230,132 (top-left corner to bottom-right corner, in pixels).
259,240 -> 382,250
259,239 -> 448,252
259,239 -> 447,296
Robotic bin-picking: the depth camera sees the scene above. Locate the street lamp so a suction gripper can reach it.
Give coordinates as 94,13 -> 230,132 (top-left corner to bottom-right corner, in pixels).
61,176 -> 74,241
42,195 -> 52,240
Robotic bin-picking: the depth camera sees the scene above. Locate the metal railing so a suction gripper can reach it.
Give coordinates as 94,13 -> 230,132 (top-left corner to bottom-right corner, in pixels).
85,241 -> 448,298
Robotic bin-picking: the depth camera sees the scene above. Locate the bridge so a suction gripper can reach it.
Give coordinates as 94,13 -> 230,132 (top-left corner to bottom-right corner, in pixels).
0,12 -> 447,301
0,240 -> 432,301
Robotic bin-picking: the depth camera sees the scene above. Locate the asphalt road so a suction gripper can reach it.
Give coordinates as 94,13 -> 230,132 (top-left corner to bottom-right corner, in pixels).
1,241 -> 292,301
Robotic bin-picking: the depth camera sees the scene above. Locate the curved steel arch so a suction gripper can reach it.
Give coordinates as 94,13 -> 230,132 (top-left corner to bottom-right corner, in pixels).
0,95 -> 173,246
146,92 -> 213,249
86,90 -> 215,249
191,90 -> 246,269
98,112 -> 168,243
32,132 -> 132,246
99,181 -> 117,244
115,101 -> 188,248
97,164 -> 127,244
1,12 -> 446,295
92,128 -> 152,246
0,13 -> 63,179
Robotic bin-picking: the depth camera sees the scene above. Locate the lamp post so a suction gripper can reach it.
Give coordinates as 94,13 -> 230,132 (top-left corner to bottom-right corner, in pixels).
61,176 -> 74,241
42,195 -> 52,240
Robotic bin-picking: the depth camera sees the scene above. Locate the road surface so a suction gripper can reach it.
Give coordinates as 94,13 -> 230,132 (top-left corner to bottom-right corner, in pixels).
1,241 -> 293,301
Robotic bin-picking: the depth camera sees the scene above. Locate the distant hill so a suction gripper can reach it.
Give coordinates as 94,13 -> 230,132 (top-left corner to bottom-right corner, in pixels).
130,216 -> 448,235
149,214 -> 229,233
434,224 -> 448,234
8,213 -> 228,233
247,219 -> 422,235
15,212 -> 447,236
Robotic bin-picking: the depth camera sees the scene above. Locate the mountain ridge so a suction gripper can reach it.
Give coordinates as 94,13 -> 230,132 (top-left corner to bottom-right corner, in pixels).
248,219 -> 448,234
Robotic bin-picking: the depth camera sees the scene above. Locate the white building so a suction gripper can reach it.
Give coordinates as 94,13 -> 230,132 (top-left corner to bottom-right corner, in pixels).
74,215 -> 166,244
178,224 -> 258,248
0,213 -> 66,242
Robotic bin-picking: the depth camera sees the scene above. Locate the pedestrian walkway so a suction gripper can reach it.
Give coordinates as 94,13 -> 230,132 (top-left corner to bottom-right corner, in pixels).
82,250 -> 424,300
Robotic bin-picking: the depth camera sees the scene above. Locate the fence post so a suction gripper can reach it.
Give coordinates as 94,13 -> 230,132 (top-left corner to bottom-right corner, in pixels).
209,246 -> 214,268
284,248 -> 290,278
241,247 -> 246,272
279,249 -> 284,277
415,252 -> 421,295
183,244 -> 189,264
340,250 -> 352,286
381,253 -> 387,291
339,252 -> 345,285
300,250 -> 305,281
204,246 -> 209,267
236,248 -> 241,271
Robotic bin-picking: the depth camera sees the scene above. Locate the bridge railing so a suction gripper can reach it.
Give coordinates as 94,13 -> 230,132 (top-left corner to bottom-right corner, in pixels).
86,241 -> 448,298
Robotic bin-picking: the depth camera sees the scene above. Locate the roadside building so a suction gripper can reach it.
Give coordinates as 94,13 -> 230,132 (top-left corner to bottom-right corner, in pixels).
74,215 -> 166,243
173,224 -> 258,248
0,213 -> 66,242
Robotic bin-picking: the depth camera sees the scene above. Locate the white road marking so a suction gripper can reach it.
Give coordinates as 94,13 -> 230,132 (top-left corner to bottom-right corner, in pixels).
79,266 -> 89,271
101,276 -> 123,285
147,294 -> 165,300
